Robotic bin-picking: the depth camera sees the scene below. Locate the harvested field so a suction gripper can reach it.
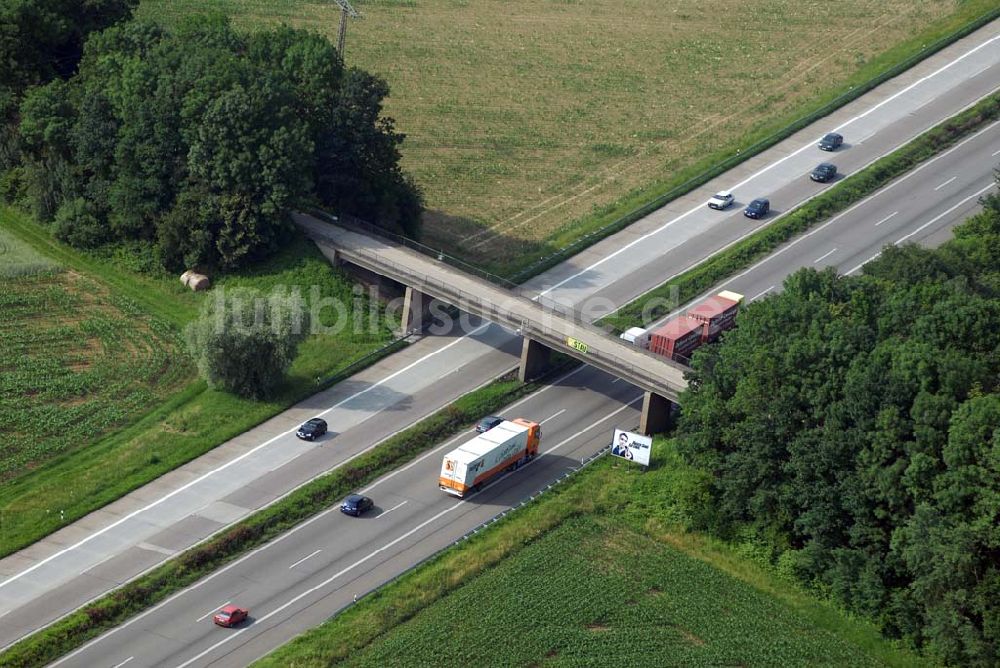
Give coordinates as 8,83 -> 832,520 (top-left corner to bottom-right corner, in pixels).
138,0 -> 984,275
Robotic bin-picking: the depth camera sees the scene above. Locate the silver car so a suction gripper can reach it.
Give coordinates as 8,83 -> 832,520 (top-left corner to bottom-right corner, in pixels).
707,191 -> 735,210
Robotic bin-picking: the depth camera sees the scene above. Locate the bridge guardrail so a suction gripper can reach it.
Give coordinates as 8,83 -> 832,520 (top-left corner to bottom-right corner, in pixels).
311,227 -> 687,396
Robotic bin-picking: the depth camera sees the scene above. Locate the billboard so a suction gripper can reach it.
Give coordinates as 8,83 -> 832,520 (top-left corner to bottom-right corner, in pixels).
611,429 -> 651,466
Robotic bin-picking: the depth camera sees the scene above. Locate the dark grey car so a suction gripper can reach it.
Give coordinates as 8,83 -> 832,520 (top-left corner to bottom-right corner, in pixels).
296,417 -> 328,440
810,162 -> 837,183
818,132 -> 843,151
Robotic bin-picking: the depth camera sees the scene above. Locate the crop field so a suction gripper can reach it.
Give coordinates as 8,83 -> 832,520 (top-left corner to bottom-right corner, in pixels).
335,516 -> 884,667
136,0 -> 987,274
0,268 -> 191,481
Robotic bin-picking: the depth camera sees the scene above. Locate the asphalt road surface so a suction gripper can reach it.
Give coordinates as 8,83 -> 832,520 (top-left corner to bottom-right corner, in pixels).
1,20 -> 998,659
55,366 -> 644,668
51,56 -> 1000,668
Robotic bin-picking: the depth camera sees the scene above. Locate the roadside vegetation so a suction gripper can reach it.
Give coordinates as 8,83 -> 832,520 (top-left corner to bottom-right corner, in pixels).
0,367 -> 568,668
139,0 -> 999,277
675,193 -> 1000,666
602,91 -> 1000,333
256,446 -> 924,668
259,198 -> 1000,667
0,211 -> 395,557
0,1 -> 409,555
4,10 -> 420,271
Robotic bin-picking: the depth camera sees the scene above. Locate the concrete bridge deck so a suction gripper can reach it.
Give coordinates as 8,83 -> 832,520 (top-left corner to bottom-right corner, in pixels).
294,213 -> 689,402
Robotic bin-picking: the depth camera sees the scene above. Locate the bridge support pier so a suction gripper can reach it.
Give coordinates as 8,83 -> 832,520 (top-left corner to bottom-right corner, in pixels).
639,391 -> 674,435
518,337 -> 552,382
401,286 -> 434,334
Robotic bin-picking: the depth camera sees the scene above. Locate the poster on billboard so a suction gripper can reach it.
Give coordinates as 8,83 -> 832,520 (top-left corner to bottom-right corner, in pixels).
611,429 -> 651,466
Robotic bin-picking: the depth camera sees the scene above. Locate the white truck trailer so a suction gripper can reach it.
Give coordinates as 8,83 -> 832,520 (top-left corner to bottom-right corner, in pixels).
439,418 -> 541,498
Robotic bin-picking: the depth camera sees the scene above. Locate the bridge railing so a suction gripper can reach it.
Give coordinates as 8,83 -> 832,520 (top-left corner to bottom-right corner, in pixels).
304,219 -> 688,395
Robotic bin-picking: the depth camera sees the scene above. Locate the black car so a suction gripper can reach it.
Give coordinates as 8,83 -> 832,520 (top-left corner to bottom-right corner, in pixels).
296,417 -> 328,441
743,198 -> 770,219
818,132 -> 843,151
340,494 -> 374,516
810,162 -> 837,183
476,416 -> 504,433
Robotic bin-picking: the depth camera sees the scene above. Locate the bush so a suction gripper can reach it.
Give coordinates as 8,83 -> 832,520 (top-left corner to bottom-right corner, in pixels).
185,288 -> 311,399
52,197 -> 108,248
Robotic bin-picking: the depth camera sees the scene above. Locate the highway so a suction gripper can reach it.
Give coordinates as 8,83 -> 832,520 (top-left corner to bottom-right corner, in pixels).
48,53 -> 1000,668
695,117 -> 1000,308
55,367 -> 644,668
1,19 -> 998,662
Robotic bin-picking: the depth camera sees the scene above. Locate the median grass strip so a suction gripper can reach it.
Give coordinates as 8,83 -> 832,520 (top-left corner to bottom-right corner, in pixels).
0,364 -> 570,668
601,91 -> 1000,334
255,439 -> 923,668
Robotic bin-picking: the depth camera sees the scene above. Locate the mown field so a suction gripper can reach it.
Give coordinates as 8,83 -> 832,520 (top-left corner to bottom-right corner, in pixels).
326,516 -> 889,667
137,0 -> 995,274
0,210 -> 395,555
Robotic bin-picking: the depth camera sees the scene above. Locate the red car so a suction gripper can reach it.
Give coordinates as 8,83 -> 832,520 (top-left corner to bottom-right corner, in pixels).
213,605 -> 249,627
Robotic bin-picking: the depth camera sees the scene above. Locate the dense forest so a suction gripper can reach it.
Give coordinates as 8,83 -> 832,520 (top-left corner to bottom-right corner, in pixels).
678,188 -> 1000,665
0,0 -> 421,271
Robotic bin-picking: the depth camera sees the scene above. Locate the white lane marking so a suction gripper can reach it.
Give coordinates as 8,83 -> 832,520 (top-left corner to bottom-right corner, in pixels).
874,211 -> 898,227
540,409 -> 567,424
846,252 -> 882,276
993,148 -> 1000,157
646,118 -> 1000,328
111,658 -> 134,668
934,176 -> 957,191
896,182 -> 995,244
0,323 -> 491,592
750,286 -> 775,302
847,181 -> 994,275
377,501 -> 408,519
536,34 -> 1000,299
195,602 -> 228,623
288,550 -> 322,570
610,378 -> 621,384
968,61 -> 995,79
358,364 -> 588,496
813,248 -> 837,264
855,131 -> 876,144
48,364 -> 590,666
175,398 -> 641,668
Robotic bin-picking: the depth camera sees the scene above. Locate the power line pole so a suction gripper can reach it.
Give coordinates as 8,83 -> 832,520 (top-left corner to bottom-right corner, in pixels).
330,0 -> 360,55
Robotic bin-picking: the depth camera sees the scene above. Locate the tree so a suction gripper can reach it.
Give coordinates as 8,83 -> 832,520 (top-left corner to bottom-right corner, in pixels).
11,14 -> 422,270
185,288 -> 310,399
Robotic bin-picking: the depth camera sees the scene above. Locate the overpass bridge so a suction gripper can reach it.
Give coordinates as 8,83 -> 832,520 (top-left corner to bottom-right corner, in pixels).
294,213 -> 689,432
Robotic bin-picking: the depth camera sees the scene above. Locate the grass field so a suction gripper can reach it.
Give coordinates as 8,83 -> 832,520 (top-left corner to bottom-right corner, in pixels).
137,0 -> 995,275
0,225 -> 59,276
337,516 -> 885,667
0,209 -> 396,555
0,270 -> 189,481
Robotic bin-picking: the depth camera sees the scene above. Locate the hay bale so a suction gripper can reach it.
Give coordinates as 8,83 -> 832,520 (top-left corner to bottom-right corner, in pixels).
180,270 -> 211,291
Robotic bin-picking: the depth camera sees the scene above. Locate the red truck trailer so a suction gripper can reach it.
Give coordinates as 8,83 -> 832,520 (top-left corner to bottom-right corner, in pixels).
648,316 -> 704,363
687,290 -> 743,342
